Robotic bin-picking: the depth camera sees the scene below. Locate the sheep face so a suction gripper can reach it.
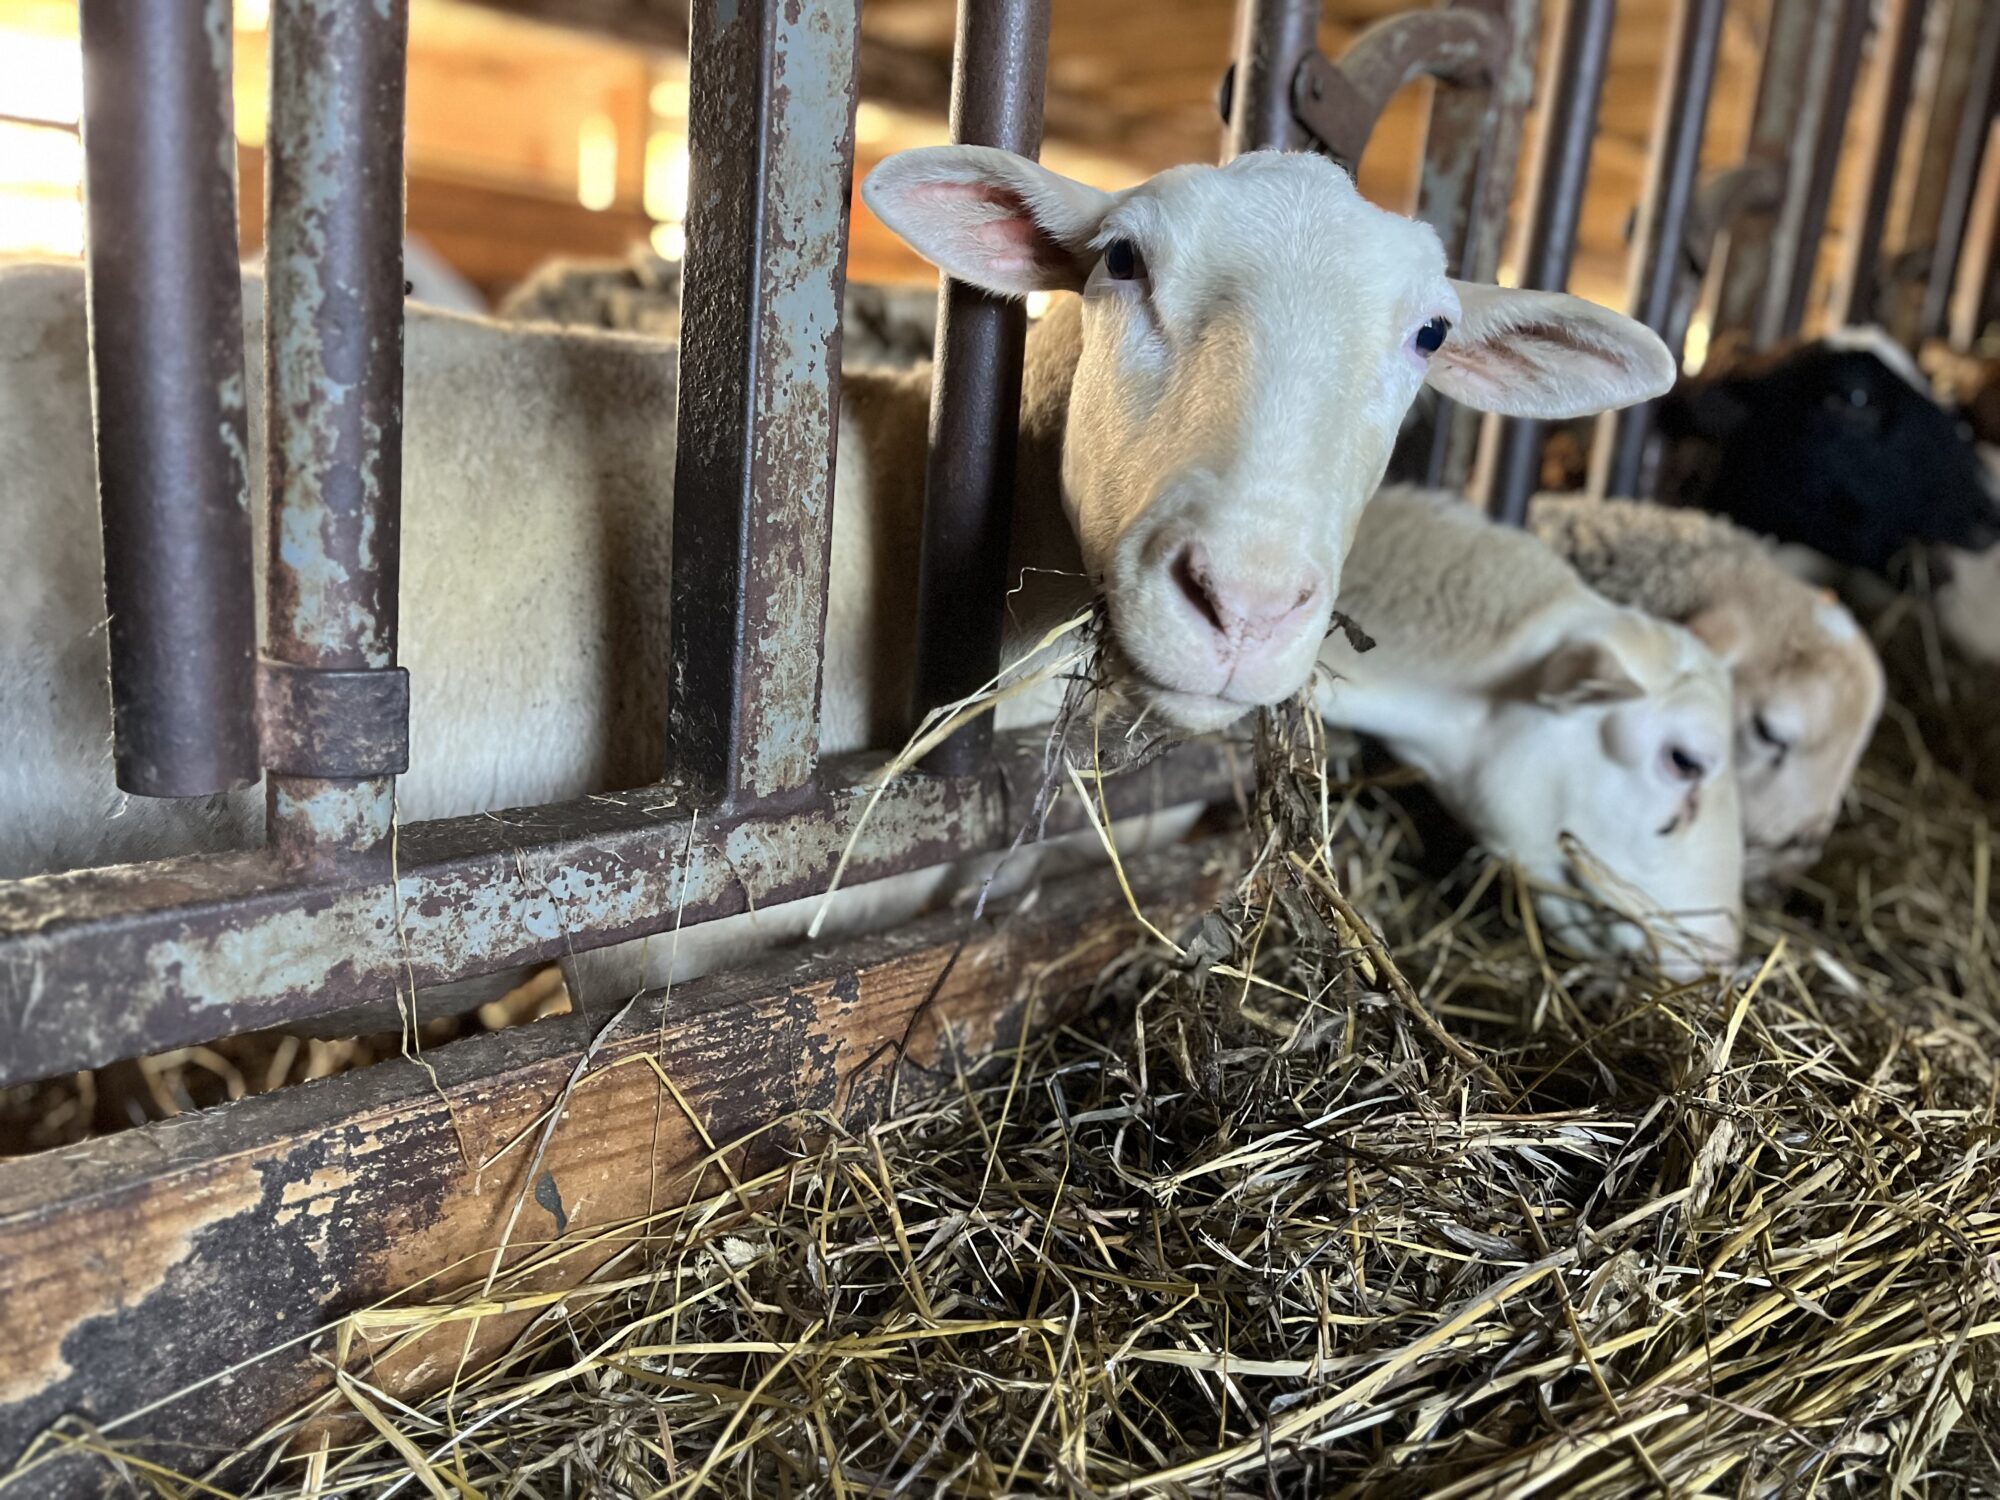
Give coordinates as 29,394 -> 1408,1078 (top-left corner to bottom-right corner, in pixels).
863,147 -> 1676,731
1454,614 -> 1744,979
1687,592 -> 1885,889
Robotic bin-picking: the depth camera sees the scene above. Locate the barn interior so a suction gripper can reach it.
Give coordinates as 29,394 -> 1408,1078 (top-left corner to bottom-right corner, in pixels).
2,0 -> 2000,1493
0,0 -> 1940,322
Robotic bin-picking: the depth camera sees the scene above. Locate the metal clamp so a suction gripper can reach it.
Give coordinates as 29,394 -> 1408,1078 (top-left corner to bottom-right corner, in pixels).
1292,10 -> 1503,168
257,659 -> 411,779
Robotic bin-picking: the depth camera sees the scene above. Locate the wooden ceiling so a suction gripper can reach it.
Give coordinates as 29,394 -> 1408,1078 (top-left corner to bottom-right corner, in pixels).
459,0 -> 1802,309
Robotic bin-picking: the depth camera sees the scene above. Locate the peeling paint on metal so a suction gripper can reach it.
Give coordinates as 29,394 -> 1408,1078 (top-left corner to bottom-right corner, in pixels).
668,0 -> 859,805
262,0 -> 409,862
0,738 -> 1231,1086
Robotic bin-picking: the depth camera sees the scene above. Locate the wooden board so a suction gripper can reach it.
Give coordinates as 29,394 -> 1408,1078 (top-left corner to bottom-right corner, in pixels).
0,838 -> 1234,1492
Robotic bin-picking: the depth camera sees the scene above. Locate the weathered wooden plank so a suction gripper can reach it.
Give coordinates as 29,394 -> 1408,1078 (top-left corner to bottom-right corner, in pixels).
0,838 -> 1233,1491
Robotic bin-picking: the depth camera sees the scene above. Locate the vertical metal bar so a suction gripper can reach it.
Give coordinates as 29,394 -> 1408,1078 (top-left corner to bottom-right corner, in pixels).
670,0 -> 862,806
1711,0 -> 1864,348
76,0 -> 258,800
907,0 -> 1051,778
1412,0 -> 1539,492
1485,0 -> 1614,527
1887,0 -> 1991,343
1223,0 -> 1321,157
263,0 -> 410,865
1770,0 -> 1871,340
1949,118 -> 2000,346
1919,0 -> 2000,341
1832,0 -> 1929,328
1594,0 -> 1725,499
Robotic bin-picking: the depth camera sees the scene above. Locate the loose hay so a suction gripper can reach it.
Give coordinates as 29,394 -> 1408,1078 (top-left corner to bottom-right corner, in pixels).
27,605 -> 2000,1497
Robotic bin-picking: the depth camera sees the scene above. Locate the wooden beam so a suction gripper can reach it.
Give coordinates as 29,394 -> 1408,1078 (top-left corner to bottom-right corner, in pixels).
0,838 -> 1232,1491
453,0 -> 1138,157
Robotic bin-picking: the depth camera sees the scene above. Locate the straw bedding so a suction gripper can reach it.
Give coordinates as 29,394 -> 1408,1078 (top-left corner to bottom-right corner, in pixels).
47,598 -> 2000,1496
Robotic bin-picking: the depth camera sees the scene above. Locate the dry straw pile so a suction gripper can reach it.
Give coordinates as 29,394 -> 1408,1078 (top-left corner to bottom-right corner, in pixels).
58,606 -> 2000,1496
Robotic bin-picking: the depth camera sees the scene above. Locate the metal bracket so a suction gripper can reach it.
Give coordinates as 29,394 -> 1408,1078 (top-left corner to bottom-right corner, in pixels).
1216,9 -> 1503,169
1292,10 -> 1503,168
1686,161 -> 1785,279
257,659 -> 411,779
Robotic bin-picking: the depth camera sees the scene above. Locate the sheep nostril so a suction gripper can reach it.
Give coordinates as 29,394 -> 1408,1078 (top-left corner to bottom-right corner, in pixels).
1170,543 -> 1227,637
1666,745 -> 1709,782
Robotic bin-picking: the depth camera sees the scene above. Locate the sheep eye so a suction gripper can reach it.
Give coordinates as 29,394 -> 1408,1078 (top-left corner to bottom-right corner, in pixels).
1752,712 -> 1792,760
1104,239 -> 1145,281
1415,316 -> 1451,355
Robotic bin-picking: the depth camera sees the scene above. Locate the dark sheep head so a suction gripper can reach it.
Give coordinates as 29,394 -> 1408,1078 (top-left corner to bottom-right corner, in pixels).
1656,341 -> 2000,577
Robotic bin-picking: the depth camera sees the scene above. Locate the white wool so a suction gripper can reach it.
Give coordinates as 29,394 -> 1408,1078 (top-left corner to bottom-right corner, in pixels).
1822,324 -> 1930,395
1525,492 -> 1886,887
3,145 -> 1685,1013
1321,487 -> 1744,980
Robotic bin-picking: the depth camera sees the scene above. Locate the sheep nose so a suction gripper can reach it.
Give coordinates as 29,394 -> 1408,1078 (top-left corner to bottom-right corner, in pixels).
1170,541 -> 1323,650
1663,744 -> 1712,783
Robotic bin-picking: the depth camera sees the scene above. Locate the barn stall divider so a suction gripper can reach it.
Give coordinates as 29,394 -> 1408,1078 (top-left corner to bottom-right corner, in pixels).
0,0 -> 1541,1479
1,0 -> 1994,1482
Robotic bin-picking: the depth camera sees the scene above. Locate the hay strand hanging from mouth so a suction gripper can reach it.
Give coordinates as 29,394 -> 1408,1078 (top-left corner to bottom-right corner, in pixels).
35,605 -> 2000,1498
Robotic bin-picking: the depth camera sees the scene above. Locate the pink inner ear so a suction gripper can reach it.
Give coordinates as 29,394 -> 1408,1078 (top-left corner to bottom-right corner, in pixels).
905,181 -> 1023,211
903,180 -> 1063,279
970,214 -> 1045,274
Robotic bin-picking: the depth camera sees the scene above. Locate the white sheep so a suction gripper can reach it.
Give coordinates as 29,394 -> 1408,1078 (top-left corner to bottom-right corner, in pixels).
3,145 -> 1677,1009
1323,487 -> 1744,978
1526,493 -> 1884,887
498,246 -> 942,369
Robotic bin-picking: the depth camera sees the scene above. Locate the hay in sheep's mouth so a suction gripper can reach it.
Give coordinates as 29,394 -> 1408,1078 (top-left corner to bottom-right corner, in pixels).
24,599 -> 2000,1497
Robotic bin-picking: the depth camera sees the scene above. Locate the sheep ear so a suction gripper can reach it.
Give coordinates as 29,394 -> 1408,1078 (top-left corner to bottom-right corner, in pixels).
1425,282 -> 1677,420
1685,601 -> 1750,667
1530,637 -> 1646,709
862,146 -> 1114,297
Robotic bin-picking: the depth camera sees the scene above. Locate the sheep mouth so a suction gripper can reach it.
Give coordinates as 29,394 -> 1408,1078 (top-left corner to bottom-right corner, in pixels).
1100,643 -> 1264,733
1656,785 -> 1702,838
1135,682 -> 1259,734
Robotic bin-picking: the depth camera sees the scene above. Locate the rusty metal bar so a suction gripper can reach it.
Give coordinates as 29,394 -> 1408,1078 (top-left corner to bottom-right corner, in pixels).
1289,8 -> 1502,169
669,0 -> 861,806
0,734 -> 1236,1089
1223,0 -> 1320,156
909,0 -> 1051,777
1919,0 -> 2000,341
76,0 -> 258,800
1410,0 -> 1539,492
1485,0 -> 1615,526
1593,0 -> 1725,498
261,0 -> 411,869
1711,0 -> 1867,348
1832,0 -> 1929,328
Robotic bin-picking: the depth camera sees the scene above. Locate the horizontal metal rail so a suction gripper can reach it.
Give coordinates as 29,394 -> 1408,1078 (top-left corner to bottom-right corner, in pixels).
0,733 -> 1234,1088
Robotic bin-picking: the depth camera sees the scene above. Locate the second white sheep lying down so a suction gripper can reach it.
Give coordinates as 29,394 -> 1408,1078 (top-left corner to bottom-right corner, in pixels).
1527,494 -> 1885,888
1322,486 -> 1744,979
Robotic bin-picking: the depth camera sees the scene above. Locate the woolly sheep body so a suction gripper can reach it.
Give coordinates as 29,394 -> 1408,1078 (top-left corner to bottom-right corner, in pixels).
1322,486 -> 1745,978
1527,493 -> 1884,885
